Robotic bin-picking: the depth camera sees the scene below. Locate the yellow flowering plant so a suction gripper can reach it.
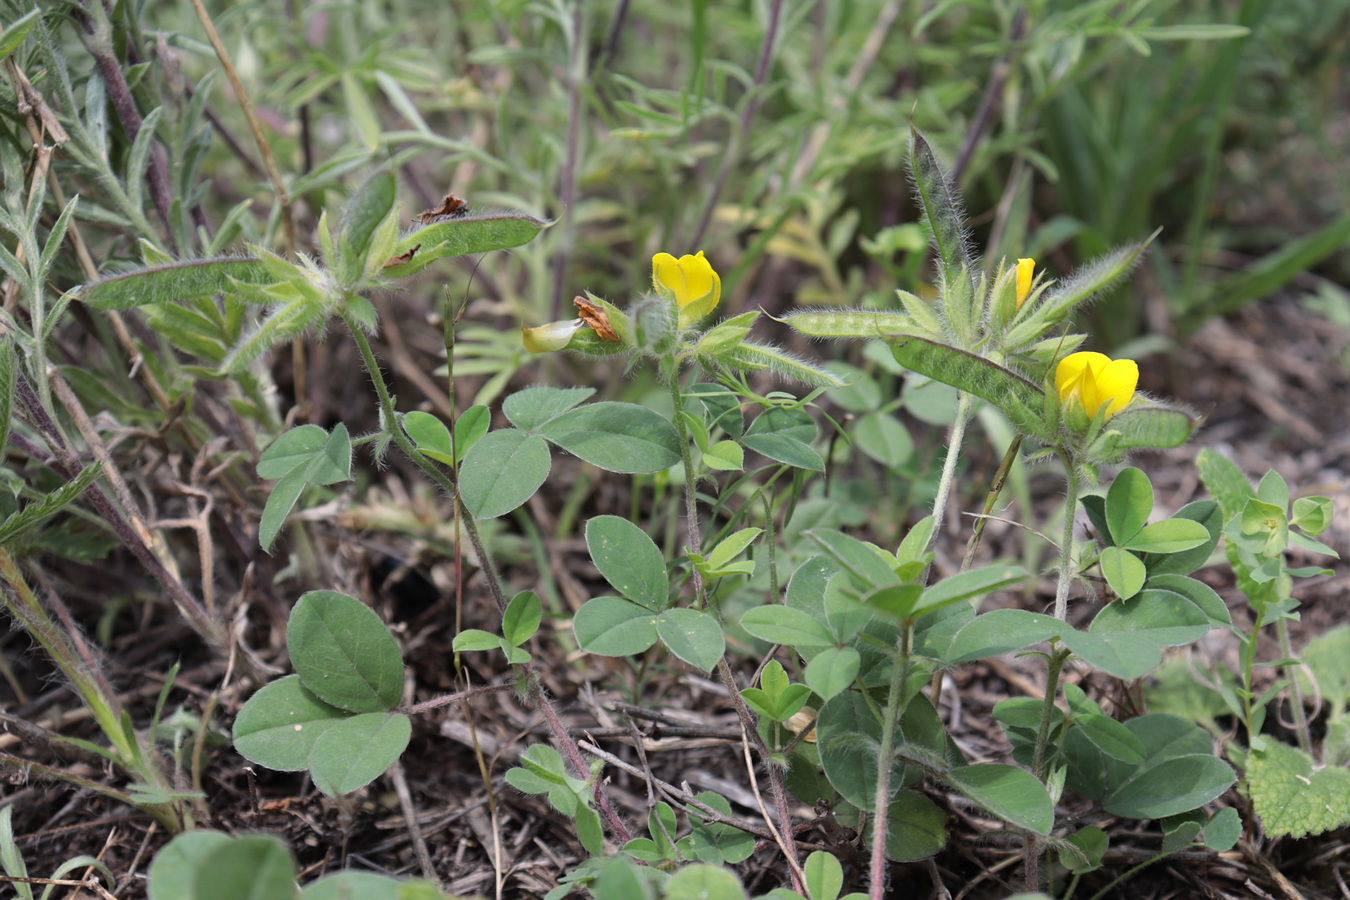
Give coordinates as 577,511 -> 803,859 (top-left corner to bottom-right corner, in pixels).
522,249 -> 842,389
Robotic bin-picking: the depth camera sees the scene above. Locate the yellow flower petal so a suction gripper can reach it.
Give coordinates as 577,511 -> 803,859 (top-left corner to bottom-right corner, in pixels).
652,251 -> 720,309
1015,258 -> 1035,308
1055,351 -> 1136,420
1091,358 -> 1138,418
1055,351 -> 1107,400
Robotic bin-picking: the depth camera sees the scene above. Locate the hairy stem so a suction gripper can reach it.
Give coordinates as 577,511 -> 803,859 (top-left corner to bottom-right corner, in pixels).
668,375 -> 705,605
924,390 -> 975,563
1053,454 -> 1082,621
868,624 -> 914,900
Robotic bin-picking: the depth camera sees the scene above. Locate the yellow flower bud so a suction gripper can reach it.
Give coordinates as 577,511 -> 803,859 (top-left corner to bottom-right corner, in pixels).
521,318 -> 583,353
1055,351 -> 1137,420
1015,258 -> 1035,309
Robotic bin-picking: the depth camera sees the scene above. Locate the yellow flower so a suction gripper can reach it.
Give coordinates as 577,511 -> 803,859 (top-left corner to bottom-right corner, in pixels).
1015,258 -> 1035,308
652,250 -> 720,327
1055,351 -> 1137,420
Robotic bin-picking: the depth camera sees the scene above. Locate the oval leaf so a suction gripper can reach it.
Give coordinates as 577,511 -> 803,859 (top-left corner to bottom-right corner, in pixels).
572,596 -> 659,657
233,675 -> 348,771
459,429 -> 552,518
655,608 -> 725,673
287,590 -> 405,713
194,836 -> 296,900
740,605 -> 837,648
308,712 -> 412,796
586,516 -> 668,611
538,402 -> 680,474
949,764 -> 1053,835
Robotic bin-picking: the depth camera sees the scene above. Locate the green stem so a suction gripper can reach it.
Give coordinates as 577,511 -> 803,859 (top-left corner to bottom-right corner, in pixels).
345,318 -> 507,613
1276,617 -> 1314,756
922,391 -> 974,565
668,373 -> 705,606
1031,647 -> 1070,780
867,624 -> 914,900
1053,452 -> 1082,621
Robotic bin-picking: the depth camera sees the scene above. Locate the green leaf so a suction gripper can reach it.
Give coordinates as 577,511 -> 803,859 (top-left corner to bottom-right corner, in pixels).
1291,496 -> 1333,536
918,565 -> 1028,615
909,128 -> 971,282
706,527 -> 762,571
390,212 -> 550,275
0,9 -> 41,63
1295,626 -> 1350,714
1100,547 -> 1147,600
816,692 -> 935,812
702,440 -> 744,471
0,459 -> 103,546
287,590 -> 405,713
890,336 -> 1045,423
804,647 -> 861,702
1059,629 -> 1162,680
451,629 -> 502,653
742,406 -> 825,471
1195,448 -> 1255,521
502,590 -> 542,647
1104,467 -> 1152,544
194,836 -> 296,900
586,516 -> 668,611
233,675 -> 347,771
147,831 -> 234,900
868,790 -> 949,863
1077,715 -> 1145,765
1147,574 -> 1230,627
1092,714 -> 1233,819
458,429 -> 552,518
258,424 -> 352,483
538,402 -> 681,474
740,605 -> 837,648
1204,807 -> 1242,852
573,597 -> 659,657
453,405 -> 491,461
259,468 -> 307,553
337,172 -> 396,285
947,609 -> 1063,663
664,864 -> 747,900
782,308 -> 924,340
308,712 -> 412,796
948,764 -> 1053,835
1146,501 -> 1223,576
804,850 -> 843,900
503,386 -> 595,431
403,411 -> 456,466
300,871 -> 415,899
654,608 -> 724,673
1122,518 -> 1211,554
696,311 -> 761,354
78,258 -> 270,309
854,412 -> 914,468
1060,825 -> 1108,875
1248,740 -> 1350,838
